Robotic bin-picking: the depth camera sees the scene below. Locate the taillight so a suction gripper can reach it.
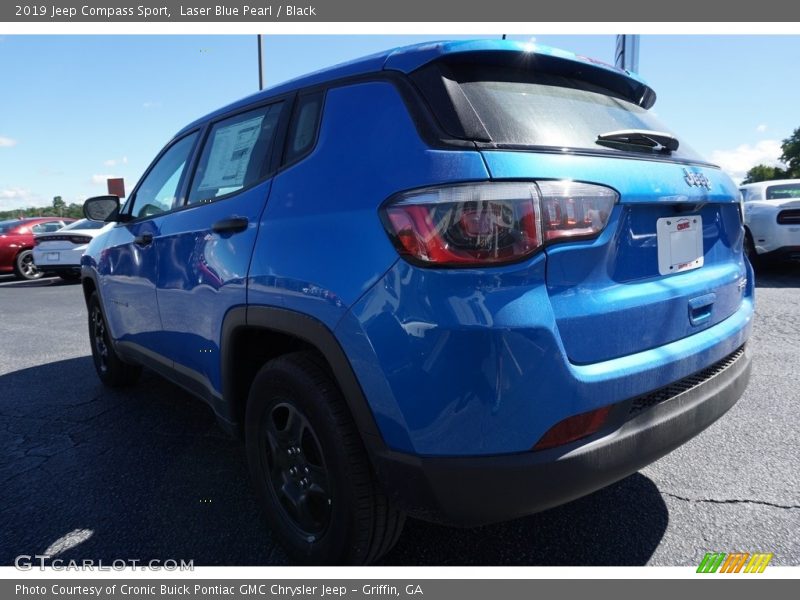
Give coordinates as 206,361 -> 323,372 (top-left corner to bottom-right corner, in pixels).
70,236 -> 92,244
533,405 -> 612,451
33,238 -> 40,246
537,181 -> 617,242
381,181 -> 617,267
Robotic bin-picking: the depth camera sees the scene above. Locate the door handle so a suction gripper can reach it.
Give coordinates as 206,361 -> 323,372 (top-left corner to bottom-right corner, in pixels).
133,232 -> 153,247
688,293 -> 715,326
212,217 -> 249,234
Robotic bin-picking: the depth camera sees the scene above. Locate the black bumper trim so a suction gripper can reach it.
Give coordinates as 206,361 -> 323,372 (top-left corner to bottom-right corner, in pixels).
40,264 -> 81,273
372,345 -> 752,526
757,246 -> 800,262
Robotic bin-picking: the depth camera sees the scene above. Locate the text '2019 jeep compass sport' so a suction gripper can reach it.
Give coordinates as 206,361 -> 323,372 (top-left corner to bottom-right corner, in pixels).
81,40 -> 754,564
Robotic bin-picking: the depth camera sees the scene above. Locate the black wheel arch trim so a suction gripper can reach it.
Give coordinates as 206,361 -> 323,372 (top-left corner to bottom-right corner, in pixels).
77,278 -> 390,472
221,305 -> 387,454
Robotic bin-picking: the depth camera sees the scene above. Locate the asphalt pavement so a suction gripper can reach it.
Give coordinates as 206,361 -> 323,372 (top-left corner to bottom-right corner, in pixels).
0,265 -> 798,566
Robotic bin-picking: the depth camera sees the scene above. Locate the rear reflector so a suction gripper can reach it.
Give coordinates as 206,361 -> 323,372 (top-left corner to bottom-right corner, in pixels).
533,405 -> 612,451
381,181 -> 617,267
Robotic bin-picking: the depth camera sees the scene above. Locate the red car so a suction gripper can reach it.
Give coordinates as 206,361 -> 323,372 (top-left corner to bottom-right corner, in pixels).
0,217 -> 76,280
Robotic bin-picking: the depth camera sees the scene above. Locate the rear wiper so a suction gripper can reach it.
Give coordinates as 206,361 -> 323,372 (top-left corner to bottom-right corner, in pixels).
596,129 -> 680,153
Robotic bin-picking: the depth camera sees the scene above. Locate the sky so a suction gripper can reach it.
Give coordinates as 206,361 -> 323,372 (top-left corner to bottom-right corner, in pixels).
1,34 -> 798,210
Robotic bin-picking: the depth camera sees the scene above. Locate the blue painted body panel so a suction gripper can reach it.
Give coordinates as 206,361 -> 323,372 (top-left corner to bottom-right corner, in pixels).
479,151 -> 745,364
86,40 -> 753,460
155,181 -> 271,392
248,81 -> 490,329
341,258 -> 753,455
97,219 -> 163,345
383,39 -> 648,86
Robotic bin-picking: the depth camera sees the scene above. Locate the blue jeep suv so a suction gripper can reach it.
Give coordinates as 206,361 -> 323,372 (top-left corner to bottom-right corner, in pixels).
81,40 -> 754,564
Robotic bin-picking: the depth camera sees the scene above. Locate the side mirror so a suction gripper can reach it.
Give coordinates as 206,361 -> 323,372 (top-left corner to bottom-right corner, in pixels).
83,195 -> 121,222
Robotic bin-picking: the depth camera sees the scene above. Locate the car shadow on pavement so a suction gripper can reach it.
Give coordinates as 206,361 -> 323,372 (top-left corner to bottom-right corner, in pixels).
384,473 -> 666,565
753,261 -> 800,288
0,356 -> 667,567
0,276 -> 79,289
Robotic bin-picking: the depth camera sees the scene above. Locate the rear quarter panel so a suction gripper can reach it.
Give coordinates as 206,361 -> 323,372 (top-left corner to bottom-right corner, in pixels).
248,80 -> 490,329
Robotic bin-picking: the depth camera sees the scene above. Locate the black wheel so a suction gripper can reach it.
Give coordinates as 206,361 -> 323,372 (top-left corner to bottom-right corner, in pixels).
744,229 -> 761,269
58,271 -> 81,282
245,352 -> 405,565
13,250 -> 43,280
87,292 -> 141,387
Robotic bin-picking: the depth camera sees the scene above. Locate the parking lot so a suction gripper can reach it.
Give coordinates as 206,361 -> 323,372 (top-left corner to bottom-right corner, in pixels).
0,264 -> 798,566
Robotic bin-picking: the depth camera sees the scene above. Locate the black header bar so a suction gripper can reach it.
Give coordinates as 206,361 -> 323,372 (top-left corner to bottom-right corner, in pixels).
3,1 -> 800,22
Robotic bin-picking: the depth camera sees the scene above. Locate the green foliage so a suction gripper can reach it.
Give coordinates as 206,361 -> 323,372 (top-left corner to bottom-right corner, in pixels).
741,126 -> 800,184
780,126 -> 800,178
742,164 -> 788,184
0,201 -> 84,222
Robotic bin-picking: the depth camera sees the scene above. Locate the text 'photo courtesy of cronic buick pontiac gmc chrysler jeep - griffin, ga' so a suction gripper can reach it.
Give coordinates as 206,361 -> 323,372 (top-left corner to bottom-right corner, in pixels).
79,40 -> 754,565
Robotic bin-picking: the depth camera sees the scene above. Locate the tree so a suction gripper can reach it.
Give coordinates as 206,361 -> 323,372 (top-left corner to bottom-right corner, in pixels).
66,203 -> 83,219
780,127 -> 800,178
52,196 -> 66,216
742,164 -> 788,184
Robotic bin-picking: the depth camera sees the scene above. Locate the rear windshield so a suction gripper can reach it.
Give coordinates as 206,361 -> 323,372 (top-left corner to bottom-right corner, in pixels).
766,183 -> 800,200
61,219 -> 106,230
454,68 -> 704,161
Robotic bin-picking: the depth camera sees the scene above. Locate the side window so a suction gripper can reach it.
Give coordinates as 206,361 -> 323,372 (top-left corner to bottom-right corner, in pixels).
743,188 -> 762,202
187,102 -> 283,205
129,132 -> 198,219
284,92 -> 323,164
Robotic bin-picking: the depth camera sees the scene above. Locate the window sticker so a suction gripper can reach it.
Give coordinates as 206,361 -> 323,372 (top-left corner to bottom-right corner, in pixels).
197,115 -> 264,192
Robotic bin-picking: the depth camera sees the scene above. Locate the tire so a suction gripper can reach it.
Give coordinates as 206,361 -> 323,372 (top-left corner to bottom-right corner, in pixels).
13,249 -> 43,280
87,292 -> 142,387
245,352 -> 405,565
59,271 -> 81,282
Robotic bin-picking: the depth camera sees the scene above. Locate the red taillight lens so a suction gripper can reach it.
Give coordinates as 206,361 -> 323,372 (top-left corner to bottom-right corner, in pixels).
33,238 -> 40,246
381,181 -> 617,267
70,236 -> 92,245
382,183 -> 542,266
533,405 -> 612,451
537,181 -> 617,242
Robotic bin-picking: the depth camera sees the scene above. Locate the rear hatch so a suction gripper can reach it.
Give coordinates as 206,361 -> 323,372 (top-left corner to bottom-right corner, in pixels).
406,47 -> 747,364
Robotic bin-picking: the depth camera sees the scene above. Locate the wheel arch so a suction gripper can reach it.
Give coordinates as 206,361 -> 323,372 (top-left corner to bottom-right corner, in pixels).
220,306 -> 386,455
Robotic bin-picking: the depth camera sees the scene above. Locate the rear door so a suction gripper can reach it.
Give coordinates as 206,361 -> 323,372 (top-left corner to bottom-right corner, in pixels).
154,99 -> 289,393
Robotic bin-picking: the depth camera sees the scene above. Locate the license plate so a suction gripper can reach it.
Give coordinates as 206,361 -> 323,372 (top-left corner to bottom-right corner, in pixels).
656,215 -> 703,276
46,252 -> 60,261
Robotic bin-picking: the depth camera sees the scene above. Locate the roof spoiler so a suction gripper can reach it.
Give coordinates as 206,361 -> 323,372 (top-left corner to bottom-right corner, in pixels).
385,41 -> 657,110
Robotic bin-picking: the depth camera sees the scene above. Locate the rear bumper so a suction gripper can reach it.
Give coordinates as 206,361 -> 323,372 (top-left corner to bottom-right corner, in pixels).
38,264 -> 81,273
33,248 -> 83,271
373,344 -> 751,526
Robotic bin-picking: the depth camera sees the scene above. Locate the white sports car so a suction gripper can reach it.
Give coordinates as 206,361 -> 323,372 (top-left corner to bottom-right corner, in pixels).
32,218 -> 113,280
739,179 -> 800,264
